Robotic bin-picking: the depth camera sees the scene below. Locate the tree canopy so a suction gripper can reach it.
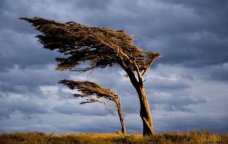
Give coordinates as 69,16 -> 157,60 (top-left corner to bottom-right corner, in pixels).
60,79 -> 126,134
21,17 -> 160,74
59,80 -> 119,104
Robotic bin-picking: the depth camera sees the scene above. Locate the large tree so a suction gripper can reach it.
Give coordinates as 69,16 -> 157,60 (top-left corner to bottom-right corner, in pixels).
21,17 -> 160,136
60,79 -> 126,134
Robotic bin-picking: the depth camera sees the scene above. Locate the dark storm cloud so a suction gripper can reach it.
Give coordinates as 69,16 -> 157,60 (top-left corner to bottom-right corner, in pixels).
152,94 -> 206,112
160,0 -> 228,13
1,0 -> 228,69
74,0 -> 111,10
154,32 -> 228,67
0,65 -> 69,94
0,1 -> 37,33
0,0 -> 109,71
55,114 -> 125,133
53,102 -> 111,116
78,0 -> 228,67
0,29 -> 58,70
0,94 -> 47,119
149,0 -> 228,67
156,113 -> 228,133
197,63 -> 228,82
147,77 -> 189,90
0,0 -> 76,70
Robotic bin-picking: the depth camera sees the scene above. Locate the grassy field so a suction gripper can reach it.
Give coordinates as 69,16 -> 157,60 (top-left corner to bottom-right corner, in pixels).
0,131 -> 227,144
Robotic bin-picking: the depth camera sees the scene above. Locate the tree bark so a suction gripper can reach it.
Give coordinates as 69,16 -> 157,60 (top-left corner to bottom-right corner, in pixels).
115,101 -> 126,134
119,61 -> 154,136
124,67 -> 154,136
136,85 -> 154,136
118,107 -> 126,134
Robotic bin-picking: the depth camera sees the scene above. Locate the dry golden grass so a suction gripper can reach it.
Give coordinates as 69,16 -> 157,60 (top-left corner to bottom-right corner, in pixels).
0,131 -> 227,144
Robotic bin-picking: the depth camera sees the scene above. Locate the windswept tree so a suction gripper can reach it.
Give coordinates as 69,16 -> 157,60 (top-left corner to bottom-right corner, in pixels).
21,17 -> 161,136
59,79 -> 126,134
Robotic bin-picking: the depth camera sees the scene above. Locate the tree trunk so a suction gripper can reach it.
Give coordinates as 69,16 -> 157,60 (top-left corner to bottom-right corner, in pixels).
120,64 -> 154,136
136,85 -> 154,136
115,101 -> 126,134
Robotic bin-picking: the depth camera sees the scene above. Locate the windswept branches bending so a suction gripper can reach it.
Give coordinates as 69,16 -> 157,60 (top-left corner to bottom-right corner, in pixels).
59,80 -> 118,102
59,79 -> 126,134
20,17 -> 160,74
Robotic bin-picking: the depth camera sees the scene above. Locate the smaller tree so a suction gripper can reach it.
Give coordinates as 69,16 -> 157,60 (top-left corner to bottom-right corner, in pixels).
59,79 -> 126,134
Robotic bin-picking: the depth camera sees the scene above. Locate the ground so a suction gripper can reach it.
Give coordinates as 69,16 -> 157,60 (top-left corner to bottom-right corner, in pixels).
0,131 -> 227,144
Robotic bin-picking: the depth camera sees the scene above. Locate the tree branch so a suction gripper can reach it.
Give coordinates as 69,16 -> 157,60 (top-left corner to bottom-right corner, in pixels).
133,60 -> 143,86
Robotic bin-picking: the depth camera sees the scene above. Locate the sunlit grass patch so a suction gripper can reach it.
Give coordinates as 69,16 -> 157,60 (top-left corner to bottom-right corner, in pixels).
0,131 -> 227,144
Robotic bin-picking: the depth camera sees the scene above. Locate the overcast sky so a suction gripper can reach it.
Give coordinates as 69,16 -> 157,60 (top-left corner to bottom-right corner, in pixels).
0,0 -> 228,134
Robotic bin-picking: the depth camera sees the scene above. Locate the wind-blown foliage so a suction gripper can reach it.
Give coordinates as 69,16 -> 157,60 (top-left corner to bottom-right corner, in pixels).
60,79 -> 126,134
21,17 -> 160,136
20,17 -> 160,73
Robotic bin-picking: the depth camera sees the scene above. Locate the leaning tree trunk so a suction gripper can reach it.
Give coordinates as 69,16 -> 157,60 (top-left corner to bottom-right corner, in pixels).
123,66 -> 154,136
115,101 -> 126,134
136,85 -> 154,135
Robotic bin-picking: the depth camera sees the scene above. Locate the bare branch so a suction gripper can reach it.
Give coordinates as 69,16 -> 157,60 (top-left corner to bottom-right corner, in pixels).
133,60 -> 143,85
